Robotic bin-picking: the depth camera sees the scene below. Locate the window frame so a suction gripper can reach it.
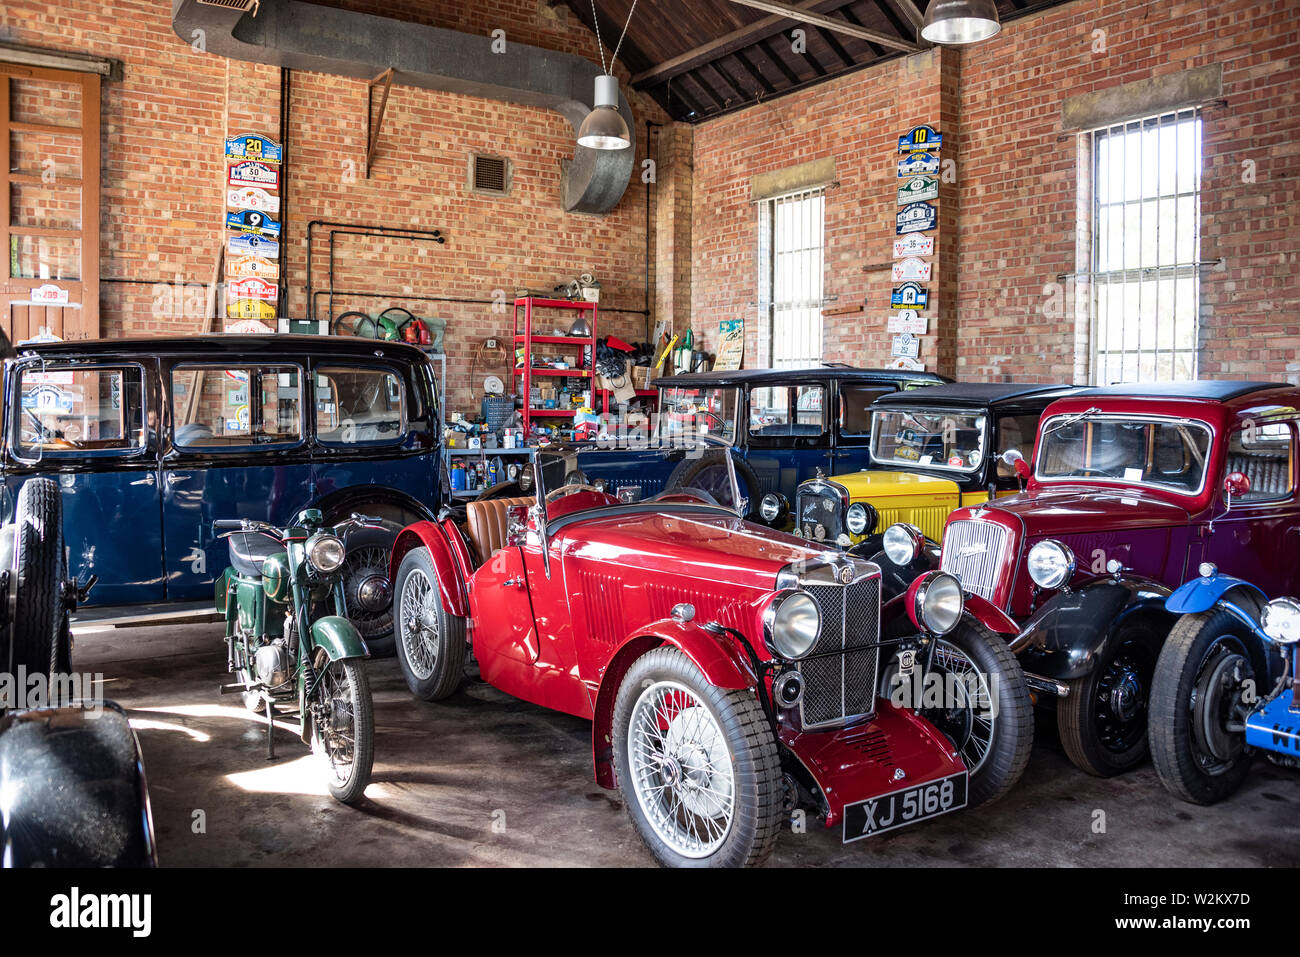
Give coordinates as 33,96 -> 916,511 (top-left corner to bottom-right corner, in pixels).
312,362 -> 410,449
10,360 -> 150,461
169,361 -> 306,453
1219,421 -> 1298,506
759,187 -> 826,370
745,382 -> 829,448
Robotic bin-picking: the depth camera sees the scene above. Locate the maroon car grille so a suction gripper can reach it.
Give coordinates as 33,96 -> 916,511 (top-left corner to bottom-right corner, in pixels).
799,576 -> 881,728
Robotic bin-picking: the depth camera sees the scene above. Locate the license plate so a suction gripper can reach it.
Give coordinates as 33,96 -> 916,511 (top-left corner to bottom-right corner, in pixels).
842,771 -> 968,843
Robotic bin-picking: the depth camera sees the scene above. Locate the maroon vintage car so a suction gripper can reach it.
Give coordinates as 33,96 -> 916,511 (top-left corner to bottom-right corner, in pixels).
386,444 -> 1031,867
881,381 -> 1300,777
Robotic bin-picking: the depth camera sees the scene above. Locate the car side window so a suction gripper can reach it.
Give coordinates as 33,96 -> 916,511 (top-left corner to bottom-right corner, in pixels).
13,364 -> 147,455
1224,422 -> 1295,502
994,413 -> 1042,479
838,384 -> 891,436
171,365 -> 302,448
749,385 -> 827,442
315,366 -> 405,445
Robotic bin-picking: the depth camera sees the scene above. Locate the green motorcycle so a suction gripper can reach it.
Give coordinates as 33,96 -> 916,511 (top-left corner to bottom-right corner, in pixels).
214,509 -> 376,805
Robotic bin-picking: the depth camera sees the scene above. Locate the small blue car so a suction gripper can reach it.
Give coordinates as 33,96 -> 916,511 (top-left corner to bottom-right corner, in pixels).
1150,562 -> 1300,803
3,335 -> 443,654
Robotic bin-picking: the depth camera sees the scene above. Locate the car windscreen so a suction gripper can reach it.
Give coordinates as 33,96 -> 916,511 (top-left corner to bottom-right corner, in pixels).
535,445 -> 741,515
656,385 -> 738,444
1036,414 -> 1212,495
870,408 -> 987,473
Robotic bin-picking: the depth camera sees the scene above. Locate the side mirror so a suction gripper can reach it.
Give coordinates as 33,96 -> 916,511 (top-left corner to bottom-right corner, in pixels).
1014,458 -> 1032,480
1224,471 -> 1251,499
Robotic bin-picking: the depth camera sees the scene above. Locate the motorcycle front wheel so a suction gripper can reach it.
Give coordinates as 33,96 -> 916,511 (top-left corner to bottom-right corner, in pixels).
311,654 -> 375,805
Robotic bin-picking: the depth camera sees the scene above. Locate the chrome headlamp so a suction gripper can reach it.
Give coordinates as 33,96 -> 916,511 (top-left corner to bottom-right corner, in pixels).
846,502 -> 876,536
1261,597 -> 1300,645
305,533 -> 346,574
910,571 -> 964,635
759,492 -> 789,525
1027,539 -> 1075,590
883,523 -> 923,565
762,590 -> 821,660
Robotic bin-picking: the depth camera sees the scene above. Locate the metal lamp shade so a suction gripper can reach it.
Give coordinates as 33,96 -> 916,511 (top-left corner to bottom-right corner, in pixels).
921,0 -> 1002,44
577,74 -> 630,150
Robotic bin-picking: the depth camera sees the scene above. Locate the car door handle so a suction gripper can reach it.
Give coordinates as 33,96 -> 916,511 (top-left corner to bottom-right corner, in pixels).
503,577 -> 525,588
166,474 -> 190,486
131,473 -> 156,487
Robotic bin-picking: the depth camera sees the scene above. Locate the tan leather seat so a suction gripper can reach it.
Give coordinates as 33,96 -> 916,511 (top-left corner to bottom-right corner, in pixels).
465,496 -> 533,566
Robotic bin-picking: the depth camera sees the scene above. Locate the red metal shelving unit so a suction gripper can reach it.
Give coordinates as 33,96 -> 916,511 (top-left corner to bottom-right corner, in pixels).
514,296 -> 597,437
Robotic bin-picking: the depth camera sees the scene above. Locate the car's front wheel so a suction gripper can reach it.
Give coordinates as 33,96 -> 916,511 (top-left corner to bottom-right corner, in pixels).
1148,609 -> 1263,805
917,618 -> 1033,806
393,547 -> 467,701
1058,623 -> 1161,776
612,647 -> 782,868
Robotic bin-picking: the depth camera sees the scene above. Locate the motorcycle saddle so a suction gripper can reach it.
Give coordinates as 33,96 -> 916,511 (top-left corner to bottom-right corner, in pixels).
227,530 -> 282,578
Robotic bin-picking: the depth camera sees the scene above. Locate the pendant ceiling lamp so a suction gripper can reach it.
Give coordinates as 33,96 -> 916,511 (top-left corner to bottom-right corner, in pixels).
577,0 -> 638,150
921,0 -> 1002,45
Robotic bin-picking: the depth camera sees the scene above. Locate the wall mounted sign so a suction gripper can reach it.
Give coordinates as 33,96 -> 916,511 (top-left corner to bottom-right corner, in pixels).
227,298 -> 277,321
224,318 -> 274,334
224,209 -> 282,239
888,310 -> 928,334
892,257 -> 932,282
224,133 -> 283,164
890,282 -> 929,309
228,277 -> 278,302
897,175 -> 938,205
30,283 -> 70,305
227,160 -> 279,189
891,332 -> 921,359
887,356 -> 925,372
894,233 -> 934,258
898,126 -> 942,153
896,202 -> 937,235
897,151 -> 940,178
226,255 -> 279,282
226,186 -> 280,214
227,233 -> 279,257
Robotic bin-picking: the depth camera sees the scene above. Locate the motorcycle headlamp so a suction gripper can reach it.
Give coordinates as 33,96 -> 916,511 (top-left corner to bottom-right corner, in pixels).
763,590 -> 821,660
305,533 -> 347,574
909,571 -> 964,635
882,523 -> 923,566
846,502 -> 876,536
1261,597 -> 1300,646
1027,539 -> 1075,590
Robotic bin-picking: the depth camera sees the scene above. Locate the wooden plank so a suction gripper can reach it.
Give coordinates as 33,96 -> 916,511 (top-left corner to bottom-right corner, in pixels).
80,71 -> 100,338
8,172 -> 83,187
9,120 -> 82,136
725,0 -> 921,49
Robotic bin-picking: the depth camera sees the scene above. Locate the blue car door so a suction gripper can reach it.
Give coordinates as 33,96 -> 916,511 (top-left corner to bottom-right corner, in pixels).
743,380 -> 834,499
160,360 -> 315,601
308,359 -> 437,517
6,358 -> 165,606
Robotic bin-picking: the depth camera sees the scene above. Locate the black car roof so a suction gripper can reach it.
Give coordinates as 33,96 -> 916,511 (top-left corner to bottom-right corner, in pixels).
1069,381 -> 1293,402
872,381 -> 1079,407
651,366 -> 952,389
15,334 -> 430,363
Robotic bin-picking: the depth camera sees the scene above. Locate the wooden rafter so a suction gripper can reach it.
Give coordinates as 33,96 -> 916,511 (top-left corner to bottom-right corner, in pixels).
723,0 -> 920,51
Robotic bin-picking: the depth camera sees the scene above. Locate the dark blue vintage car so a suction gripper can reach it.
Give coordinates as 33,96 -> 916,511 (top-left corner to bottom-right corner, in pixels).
3,335 -> 442,653
576,365 -> 949,513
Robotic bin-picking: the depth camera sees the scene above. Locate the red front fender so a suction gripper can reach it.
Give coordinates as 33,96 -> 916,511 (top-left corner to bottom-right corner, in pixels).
590,619 -> 759,789
882,590 -> 1018,638
389,521 -> 470,618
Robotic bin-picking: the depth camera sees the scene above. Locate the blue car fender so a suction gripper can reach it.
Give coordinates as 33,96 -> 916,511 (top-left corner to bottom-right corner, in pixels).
1165,570 -> 1267,615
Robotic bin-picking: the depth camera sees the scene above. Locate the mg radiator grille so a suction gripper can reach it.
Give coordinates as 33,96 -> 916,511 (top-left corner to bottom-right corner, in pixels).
798,576 -> 881,728
941,519 -> 1008,604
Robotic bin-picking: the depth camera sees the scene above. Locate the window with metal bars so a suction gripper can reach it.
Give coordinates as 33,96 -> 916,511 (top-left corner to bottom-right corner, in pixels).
759,188 -> 825,369
1085,108 -> 1203,384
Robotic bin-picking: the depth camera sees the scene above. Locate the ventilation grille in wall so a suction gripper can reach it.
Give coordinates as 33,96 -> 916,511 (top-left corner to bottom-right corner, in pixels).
472,154 -> 509,195
197,0 -> 260,12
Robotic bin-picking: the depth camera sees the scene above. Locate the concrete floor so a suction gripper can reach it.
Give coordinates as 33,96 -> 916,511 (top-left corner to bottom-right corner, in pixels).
77,619 -> 1298,868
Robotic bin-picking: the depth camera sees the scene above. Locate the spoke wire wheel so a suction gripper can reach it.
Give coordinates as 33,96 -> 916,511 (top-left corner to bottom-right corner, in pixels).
342,544 -> 393,640
310,653 -> 374,804
925,639 -> 995,776
627,679 -> 737,860
398,567 -> 439,681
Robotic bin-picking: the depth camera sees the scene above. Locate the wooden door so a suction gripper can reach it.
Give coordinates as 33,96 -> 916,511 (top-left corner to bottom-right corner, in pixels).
1,61 -> 100,344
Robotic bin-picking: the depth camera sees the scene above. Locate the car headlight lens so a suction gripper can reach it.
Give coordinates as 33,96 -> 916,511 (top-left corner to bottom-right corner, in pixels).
1261,597 -> 1300,645
759,492 -> 786,524
306,533 -> 346,574
763,590 -> 821,660
846,502 -> 874,536
912,571 -> 964,635
883,523 -> 923,565
518,467 -> 534,492
1027,539 -> 1075,590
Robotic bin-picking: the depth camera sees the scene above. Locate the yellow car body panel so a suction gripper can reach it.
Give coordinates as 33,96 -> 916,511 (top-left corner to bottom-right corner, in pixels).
819,472 -> 1022,543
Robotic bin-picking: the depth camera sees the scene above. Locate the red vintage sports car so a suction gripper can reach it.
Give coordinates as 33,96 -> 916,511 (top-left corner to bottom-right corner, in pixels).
387,444 -> 1031,867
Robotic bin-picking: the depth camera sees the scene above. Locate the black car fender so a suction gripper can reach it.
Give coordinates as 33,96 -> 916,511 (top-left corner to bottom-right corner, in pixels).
0,702 -> 157,867
850,536 -> 941,602
1009,575 -> 1175,682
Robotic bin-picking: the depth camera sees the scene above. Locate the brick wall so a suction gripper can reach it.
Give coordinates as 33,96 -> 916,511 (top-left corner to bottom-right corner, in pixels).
1,0 -> 663,414
690,0 -> 1300,384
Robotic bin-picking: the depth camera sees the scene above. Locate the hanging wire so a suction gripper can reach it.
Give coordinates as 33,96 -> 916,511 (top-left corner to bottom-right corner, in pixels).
611,0 -> 640,72
589,0 -> 640,76
589,0 -> 608,74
